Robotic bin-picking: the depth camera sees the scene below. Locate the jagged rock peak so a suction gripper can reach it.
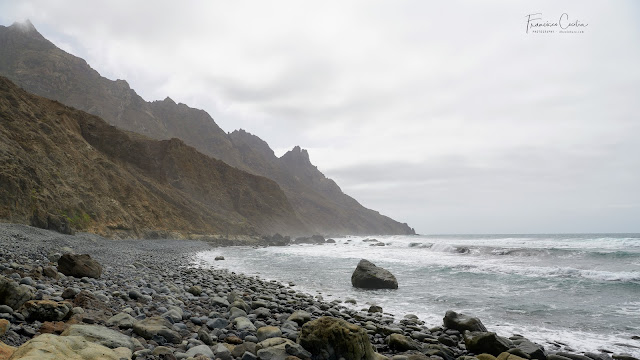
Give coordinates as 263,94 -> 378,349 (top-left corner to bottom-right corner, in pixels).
163,96 -> 175,103
10,19 -> 36,32
7,19 -> 45,41
282,145 -> 310,162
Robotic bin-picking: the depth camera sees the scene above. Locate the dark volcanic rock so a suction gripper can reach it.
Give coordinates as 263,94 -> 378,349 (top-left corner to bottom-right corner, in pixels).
57,253 -> 103,278
351,259 -> 398,289
388,333 -> 422,351
298,316 -> 378,360
464,331 -> 512,356
0,276 -> 33,310
443,310 -> 487,332
20,300 -> 70,321
133,316 -> 182,344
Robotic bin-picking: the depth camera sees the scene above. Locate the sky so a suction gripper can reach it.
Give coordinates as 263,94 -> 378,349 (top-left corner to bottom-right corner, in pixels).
1,1 -> 639,234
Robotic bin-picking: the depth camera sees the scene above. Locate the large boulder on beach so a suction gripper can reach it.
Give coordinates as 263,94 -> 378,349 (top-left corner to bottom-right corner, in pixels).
20,300 -> 71,322
133,316 -> 182,344
61,324 -> 138,350
464,331 -> 512,356
106,312 -> 136,329
8,333 -> 132,360
443,310 -> 487,332
498,353 -> 529,360
510,336 -> 546,360
351,259 -> 398,289
288,310 -> 312,325
257,326 -> 283,342
0,276 -> 33,310
0,341 -> 16,359
298,316 -> 380,360
57,254 -> 102,278
388,333 -> 422,351
256,337 -> 311,360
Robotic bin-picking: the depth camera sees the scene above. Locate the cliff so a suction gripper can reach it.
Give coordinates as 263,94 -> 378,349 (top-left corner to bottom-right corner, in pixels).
0,76 -> 306,237
0,21 -> 414,235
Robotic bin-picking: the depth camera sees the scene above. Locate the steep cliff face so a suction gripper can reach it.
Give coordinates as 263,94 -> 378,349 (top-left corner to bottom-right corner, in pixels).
0,21 -> 415,235
0,76 -> 306,237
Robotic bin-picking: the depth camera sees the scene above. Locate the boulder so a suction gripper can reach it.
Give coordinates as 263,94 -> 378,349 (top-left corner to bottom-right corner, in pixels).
464,331 -> 512,356
61,324 -> 138,350
256,337 -> 311,360
612,356 -> 639,360
57,254 -> 102,279
8,334 -> 132,360
287,310 -> 312,326
0,341 -> 16,360
231,299 -> 251,313
477,355 -> 497,360
133,316 -> 182,344
257,326 -> 283,342
106,312 -> 136,329
42,266 -> 58,279
214,343 -> 233,360
388,334 -> 421,351
0,319 -> 9,336
506,349 -> 533,360
186,344 -> 215,358
351,260 -> 398,289
232,343 -> 257,358
234,316 -> 257,331
498,353 -> 529,360
211,296 -> 230,307
443,311 -> 487,332
298,316 -> 379,360
20,300 -> 71,322
511,338 -> 546,360
0,276 -> 33,310
424,344 -> 455,360
230,307 -> 248,321
188,285 -> 203,296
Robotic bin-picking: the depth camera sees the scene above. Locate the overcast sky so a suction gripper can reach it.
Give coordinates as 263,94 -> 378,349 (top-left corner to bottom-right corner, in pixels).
2,1 -> 639,234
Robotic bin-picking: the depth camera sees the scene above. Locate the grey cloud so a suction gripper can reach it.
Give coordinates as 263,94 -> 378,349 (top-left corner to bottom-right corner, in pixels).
1,0 -> 639,233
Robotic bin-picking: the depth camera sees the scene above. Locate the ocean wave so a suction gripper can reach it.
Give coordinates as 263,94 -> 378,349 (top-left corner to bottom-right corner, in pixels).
448,263 -> 640,284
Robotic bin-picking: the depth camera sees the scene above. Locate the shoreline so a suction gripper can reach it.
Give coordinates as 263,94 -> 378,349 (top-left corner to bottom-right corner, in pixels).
0,223 -> 637,360
195,242 -> 640,359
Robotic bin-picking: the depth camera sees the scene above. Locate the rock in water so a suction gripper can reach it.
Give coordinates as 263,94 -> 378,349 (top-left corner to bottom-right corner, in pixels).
443,310 -> 487,332
298,316 -> 379,360
57,254 -> 103,278
351,259 -> 398,289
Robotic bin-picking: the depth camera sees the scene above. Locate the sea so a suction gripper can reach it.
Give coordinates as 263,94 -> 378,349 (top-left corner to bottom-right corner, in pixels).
195,234 -> 640,356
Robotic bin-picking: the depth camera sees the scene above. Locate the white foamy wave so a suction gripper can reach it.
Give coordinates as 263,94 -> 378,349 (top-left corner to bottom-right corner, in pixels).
492,322 -> 640,357
453,262 -> 640,283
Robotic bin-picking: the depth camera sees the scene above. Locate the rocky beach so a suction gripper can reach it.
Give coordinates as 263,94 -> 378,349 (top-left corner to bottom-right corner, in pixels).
0,223 -> 638,360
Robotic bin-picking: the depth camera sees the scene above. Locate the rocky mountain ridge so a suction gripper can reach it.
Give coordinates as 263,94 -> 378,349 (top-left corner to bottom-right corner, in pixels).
0,76 -> 306,237
0,20 -> 414,235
